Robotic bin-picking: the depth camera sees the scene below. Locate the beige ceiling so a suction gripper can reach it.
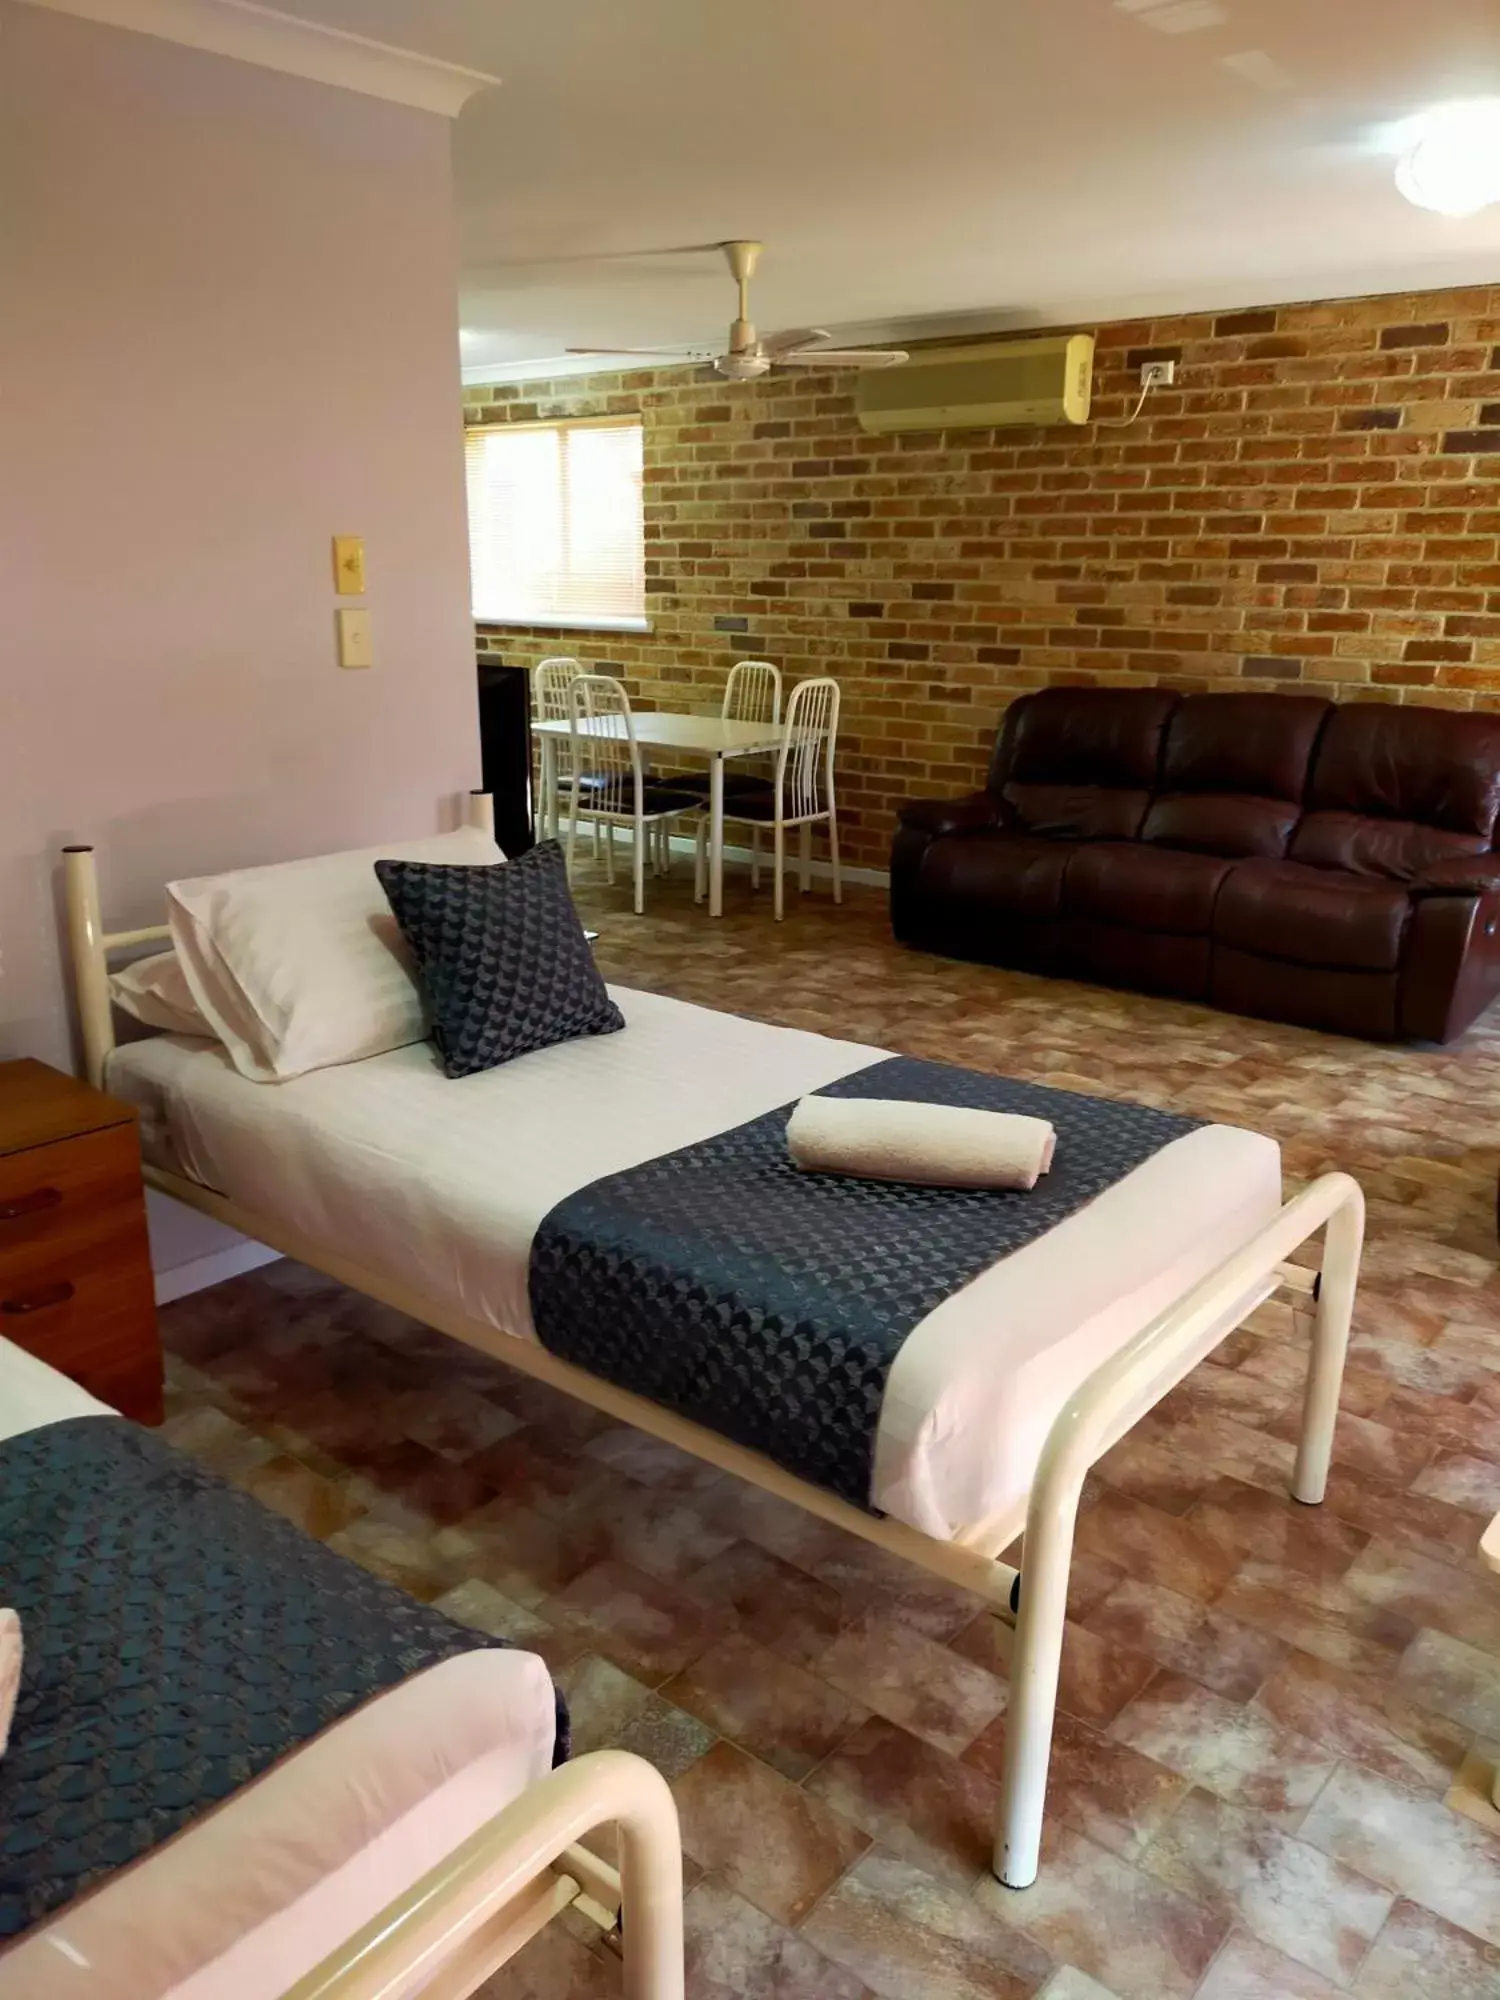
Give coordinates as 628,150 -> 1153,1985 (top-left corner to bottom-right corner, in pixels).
280,0 -> 1499,375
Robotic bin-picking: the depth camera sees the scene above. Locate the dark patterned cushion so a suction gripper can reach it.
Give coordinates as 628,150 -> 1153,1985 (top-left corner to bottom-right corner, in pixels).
376,841 -> 624,1079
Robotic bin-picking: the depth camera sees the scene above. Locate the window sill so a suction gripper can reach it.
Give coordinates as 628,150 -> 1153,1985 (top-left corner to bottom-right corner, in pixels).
473,613 -> 654,635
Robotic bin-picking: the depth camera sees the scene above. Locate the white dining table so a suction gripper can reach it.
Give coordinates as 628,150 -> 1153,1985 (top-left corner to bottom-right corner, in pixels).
531,711 -> 783,917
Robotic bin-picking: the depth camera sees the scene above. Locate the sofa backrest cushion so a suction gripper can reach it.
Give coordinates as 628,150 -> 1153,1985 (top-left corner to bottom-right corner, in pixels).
990,687 -> 1179,841
1141,693 -> 1332,859
1291,702 -> 1500,880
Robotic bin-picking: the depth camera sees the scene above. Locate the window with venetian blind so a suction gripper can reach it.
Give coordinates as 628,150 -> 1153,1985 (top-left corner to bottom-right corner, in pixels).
463,416 -> 647,630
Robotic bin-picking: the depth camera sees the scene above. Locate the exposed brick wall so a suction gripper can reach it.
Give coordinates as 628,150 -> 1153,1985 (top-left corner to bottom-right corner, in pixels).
467,283 -> 1500,869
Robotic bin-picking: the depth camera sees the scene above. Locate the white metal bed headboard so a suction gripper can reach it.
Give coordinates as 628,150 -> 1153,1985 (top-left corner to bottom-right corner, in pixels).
63,792 -> 496,1093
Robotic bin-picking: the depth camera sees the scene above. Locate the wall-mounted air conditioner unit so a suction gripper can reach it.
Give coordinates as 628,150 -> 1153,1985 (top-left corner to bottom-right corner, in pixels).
854,333 -> 1095,433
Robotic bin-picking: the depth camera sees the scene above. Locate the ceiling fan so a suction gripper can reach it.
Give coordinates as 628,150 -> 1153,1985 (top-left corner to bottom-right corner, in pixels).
567,240 -> 908,381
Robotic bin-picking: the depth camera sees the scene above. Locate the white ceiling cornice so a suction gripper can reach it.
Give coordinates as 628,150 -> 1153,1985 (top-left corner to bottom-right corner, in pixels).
17,0 -> 500,114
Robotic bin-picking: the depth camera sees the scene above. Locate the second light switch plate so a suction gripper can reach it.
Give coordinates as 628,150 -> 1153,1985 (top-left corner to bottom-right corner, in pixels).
336,606 -> 373,668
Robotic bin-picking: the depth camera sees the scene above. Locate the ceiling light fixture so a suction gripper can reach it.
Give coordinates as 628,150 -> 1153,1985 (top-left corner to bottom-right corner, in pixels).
1395,99 -> 1500,216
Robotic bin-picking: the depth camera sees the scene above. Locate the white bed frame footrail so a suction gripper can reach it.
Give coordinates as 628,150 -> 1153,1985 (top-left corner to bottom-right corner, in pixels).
286,1749 -> 681,2000
62,795 -> 1365,1916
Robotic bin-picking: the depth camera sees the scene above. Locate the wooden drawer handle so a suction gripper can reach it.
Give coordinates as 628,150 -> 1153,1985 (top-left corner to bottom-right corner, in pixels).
0,1188 -> 63,1222
1,1280 -> 75,1316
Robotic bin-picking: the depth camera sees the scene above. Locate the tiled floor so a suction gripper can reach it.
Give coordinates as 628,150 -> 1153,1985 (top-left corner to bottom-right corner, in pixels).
157,866 -> 1500,1999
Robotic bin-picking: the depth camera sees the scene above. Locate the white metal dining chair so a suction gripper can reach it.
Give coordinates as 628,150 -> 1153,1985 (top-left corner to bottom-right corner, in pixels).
533,657 -> 583,842
672,663 -> 782,786
724,660 -> 782,729
671,661 -> 783,877
565,675 -> 703,915
694,676 -> 842,920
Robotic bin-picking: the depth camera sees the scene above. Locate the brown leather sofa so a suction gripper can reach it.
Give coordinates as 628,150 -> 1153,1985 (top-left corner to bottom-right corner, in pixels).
891,688 -> 1500,1041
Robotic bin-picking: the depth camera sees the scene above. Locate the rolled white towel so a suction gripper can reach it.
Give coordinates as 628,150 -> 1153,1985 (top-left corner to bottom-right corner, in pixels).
0,1608 -> 20,1756
786,1095 -> 1056,1191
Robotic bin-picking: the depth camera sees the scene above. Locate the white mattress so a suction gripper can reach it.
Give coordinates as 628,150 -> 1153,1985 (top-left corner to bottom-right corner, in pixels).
108,988 -> 1283,1541
0,1339 -> 558,2000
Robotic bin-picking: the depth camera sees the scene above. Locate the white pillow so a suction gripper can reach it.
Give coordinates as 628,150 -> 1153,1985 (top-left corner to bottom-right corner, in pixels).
108,949 -> 216,1039
167,826 -> 503,1082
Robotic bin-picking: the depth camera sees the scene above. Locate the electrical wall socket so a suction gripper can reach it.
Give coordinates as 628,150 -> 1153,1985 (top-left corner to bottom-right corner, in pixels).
1140,359 -> 1176,389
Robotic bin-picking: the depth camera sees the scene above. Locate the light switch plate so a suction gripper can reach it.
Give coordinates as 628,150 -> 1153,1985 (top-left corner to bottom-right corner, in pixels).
336,606 -> 373,668
332,535 -> 366,595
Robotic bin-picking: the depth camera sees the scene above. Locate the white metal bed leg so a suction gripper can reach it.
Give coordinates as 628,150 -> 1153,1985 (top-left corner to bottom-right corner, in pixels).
632,813 -> 645,915
1292,1193 -> 1364,1504
992,1172 -> 1364,1889
616,1761 -> 686,2000
994,1468 -> 1081,1890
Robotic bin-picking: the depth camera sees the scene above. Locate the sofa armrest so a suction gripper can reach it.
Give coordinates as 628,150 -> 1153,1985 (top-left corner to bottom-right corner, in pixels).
897,791 -> 1007,838
1410,855 -> 1500,898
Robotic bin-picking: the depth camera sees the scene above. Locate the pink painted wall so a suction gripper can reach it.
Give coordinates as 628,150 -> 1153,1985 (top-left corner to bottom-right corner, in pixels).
0,2 -> 481,1074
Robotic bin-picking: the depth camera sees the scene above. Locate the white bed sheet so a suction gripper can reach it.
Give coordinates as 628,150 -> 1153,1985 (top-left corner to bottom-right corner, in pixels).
108,988 -> 1283,1541
0,1335 -> 111,1440
0,1340 -> 558,2000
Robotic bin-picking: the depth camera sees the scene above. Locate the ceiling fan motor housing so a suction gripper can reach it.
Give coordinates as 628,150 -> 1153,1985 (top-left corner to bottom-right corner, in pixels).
715,353 -> 773,379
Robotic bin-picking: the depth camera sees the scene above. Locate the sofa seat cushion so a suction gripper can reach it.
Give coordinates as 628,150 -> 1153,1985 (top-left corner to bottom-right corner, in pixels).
1214,859 -> 1412,972
1141,793 -> 1302,860
1289,810 -> 1489,882
1003,784 -> 1154,841
921,830 -> 1077,920
1063,844 -> 1234,936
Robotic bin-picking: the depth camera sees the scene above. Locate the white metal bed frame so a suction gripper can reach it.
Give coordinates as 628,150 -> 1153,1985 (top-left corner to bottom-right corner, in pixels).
61,795 -> 1365,1900
287,1750 -> 681,2000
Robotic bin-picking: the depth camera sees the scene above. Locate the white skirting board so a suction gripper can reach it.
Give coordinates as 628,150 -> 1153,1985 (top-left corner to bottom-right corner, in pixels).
146,1186 -> 281,1303
155,1237 -> 282,1305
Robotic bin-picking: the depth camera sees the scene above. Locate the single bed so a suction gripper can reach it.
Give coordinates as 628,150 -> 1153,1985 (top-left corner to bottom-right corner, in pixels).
0,1337 -> 682,2000
106,990 -> 1284,1546
61,799 -> 1365,1891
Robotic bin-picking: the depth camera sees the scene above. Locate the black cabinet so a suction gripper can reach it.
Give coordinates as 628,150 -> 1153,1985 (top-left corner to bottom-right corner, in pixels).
476,661 -> 535,856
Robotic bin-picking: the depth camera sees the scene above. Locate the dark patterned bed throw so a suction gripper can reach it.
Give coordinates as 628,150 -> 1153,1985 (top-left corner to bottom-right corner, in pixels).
530,1055 -> 1204,1510
0,1416 -> 568,1940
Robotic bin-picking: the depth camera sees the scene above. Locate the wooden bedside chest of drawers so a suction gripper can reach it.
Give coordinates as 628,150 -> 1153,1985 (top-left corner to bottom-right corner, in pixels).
0,1057 -> 163,1423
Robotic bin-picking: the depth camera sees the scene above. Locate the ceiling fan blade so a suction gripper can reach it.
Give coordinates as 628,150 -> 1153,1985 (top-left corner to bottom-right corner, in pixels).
775,348 -> 910,369
759,327 -> 832,357
564,345 -> 711,357
470,243 -> 728,275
